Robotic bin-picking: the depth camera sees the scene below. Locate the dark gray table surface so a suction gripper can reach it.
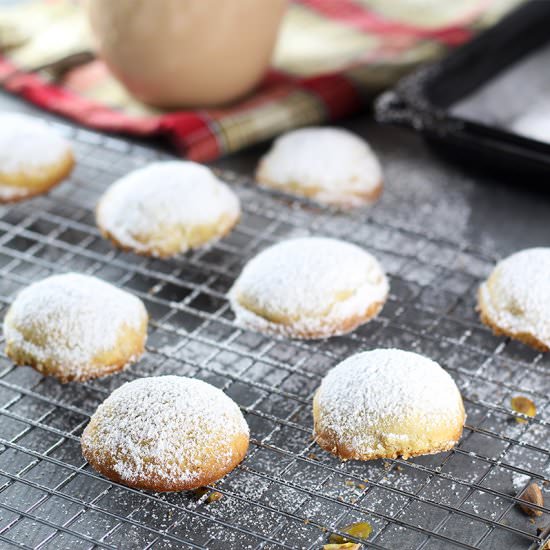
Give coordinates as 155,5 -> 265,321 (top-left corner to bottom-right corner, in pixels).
2,90 -> 546,260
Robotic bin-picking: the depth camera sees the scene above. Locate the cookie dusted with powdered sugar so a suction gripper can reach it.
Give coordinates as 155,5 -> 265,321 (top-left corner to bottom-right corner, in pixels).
229,237 -> 388,339
81,376 -> 250,491
256,127 -> 383,208
478,248 -> 550,351
0,112 -> 74,202
313,349 -> 465,460
96,161 -> 241,258
3,273 -> 148,382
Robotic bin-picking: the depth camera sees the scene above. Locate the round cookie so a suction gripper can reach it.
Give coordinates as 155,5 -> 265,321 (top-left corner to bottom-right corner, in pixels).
81,376 -> 250,491
478,248 -> 550,351
0,112 -> 74,202
3,273 -> 148,383
256,127 -> 383,208
96,161 -> 241,258
313,349 -> 465,460
229,237 -> 388,339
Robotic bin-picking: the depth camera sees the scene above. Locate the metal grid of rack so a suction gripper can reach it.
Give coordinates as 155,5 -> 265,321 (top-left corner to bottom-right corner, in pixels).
0,122 -> 547,550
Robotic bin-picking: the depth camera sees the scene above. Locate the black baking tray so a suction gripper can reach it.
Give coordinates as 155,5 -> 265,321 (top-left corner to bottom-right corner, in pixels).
374,1 -> 550,180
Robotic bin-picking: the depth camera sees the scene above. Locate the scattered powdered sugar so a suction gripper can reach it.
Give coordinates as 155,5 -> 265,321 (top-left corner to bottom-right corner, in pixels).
0,112 -> 72,175
479,248 -> 550,347
82,376 -> 249,485
375,144 -> 472,243
4,272 -> 147,370
512,471 -> 531,493
315,349 -> 464,456
511,102 -> 550,144
257,127 -> 382,202
451,41 -> 550,137
96,161 -> 241,254
229,237 -> 388,336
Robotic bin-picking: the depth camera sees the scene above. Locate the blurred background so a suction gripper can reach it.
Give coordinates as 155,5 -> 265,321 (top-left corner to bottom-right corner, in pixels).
0,0 -> 526,160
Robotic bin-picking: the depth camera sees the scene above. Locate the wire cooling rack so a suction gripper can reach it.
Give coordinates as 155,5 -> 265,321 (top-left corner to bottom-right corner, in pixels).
0,122 -> 548,550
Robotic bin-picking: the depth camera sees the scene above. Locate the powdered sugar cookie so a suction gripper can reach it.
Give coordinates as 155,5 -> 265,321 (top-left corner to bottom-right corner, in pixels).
256,127 -> 383,208
4,273 -> 148,383
96,161 -> 241,258
81,376 -> 249,491
313,349 -> 465,460
478,248 -> 550,351
229,237 -> 388,339
0,112 -> 74,202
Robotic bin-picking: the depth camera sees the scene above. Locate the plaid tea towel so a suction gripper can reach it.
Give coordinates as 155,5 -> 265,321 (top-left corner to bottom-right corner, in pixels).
0,0 -> 523,161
